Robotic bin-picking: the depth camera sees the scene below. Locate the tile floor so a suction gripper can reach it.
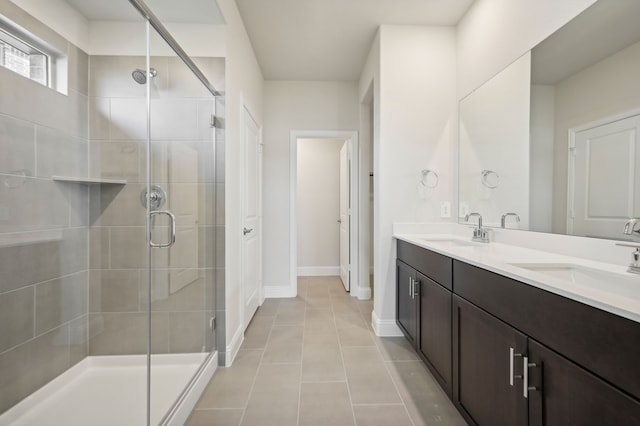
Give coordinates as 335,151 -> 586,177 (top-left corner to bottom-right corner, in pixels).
186,276 -> 466,426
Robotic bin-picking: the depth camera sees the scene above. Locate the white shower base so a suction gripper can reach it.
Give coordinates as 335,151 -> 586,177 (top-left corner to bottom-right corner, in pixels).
0,352 -> 217,426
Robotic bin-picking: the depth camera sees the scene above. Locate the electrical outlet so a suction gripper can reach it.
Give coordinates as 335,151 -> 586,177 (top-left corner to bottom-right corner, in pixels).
440,201 -> 451,218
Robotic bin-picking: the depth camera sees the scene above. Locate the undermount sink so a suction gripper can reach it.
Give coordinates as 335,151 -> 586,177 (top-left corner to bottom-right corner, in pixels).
508,263 -> 640,300
420,238 -> 479,247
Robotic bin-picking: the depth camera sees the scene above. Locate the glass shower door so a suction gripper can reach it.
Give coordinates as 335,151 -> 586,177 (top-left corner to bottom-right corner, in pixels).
144,19 -> 218,425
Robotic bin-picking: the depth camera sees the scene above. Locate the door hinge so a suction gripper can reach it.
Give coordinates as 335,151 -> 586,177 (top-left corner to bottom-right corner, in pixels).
209,316 -> 216,330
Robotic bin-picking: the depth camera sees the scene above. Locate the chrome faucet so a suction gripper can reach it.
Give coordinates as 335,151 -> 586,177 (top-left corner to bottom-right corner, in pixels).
501,212 -> 520,228
465,212 -> 490,243
615,242 -> 640,274
623,218 -> 640,235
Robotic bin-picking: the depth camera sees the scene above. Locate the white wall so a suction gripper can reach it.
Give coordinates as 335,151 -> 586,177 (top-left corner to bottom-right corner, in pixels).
262,81 -> 359,293
214,0 -> 263,366
368,25 -> 457,334
459,52 -> 531,229
296,138 -> 344,275
456,0 -> 598,100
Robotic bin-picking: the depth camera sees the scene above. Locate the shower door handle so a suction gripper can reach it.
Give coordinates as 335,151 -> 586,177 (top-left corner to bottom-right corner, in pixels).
149,211 -> 176,248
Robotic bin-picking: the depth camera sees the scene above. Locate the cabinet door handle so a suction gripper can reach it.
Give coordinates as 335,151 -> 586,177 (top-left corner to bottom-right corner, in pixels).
509,347 -> 523,386
409,277 -> 413,298
414,279 -> 420,296
523,357 -> 538,398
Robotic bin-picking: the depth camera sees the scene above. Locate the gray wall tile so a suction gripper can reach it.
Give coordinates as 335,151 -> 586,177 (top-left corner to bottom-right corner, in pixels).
90,270 -> 140,313
35,126 -> 88,179
88,312 -> 168,355
169,311 -> 205,353
0,325 -> 70,414
0,113 -> 35,176
35,271 -> 88,335
0,286 -> 34,353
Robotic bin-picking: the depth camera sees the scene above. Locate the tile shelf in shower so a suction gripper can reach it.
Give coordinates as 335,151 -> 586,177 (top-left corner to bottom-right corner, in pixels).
0,228 -> 63,247
52,176 -> 128,185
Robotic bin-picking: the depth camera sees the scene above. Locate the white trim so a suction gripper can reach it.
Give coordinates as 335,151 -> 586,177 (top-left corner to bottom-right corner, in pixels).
264,284 -> 297,298
356,285 -> 372,300
297,266 -> 340,276
371,310 -> 403,337
164,352 -> 218,426
290,130 -> 359,298
224,325 -> 244,367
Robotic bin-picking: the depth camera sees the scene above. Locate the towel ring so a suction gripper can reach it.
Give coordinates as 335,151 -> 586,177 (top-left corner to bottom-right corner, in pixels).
481,169 -> 500,189
421,169 -> 438,188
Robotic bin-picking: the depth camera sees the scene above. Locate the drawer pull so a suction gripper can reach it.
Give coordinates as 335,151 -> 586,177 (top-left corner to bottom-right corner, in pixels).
509,347 -> 523,386
523,357 -> 538,398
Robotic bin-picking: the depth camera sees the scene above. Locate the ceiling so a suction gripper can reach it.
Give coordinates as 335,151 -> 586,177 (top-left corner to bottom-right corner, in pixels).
63,0 -> 225,25
235,0 -> 475,81
532,0 -> 640,85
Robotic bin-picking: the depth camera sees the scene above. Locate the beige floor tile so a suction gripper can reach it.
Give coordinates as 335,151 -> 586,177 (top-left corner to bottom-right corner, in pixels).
352,404 -> 413,426
337,326 -> 375,347
186,408 -> 243,426
373,336 -> 419,361
299,382 -> 355,426
241,363 -> 300,426
342,347 -> 402,404
305,317 -> 338,334
195,349 -> 262,409
189,275 -> 464,426
262,325 -> 303,363
242,315 -> 274,349
386,361 -> 466,426
302,333 -> 345,381
254,299 -> 280,317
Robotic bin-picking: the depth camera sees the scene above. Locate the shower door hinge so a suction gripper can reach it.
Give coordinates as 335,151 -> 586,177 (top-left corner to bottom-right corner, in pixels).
210,114 -> 224,129
209,316 -> 216,330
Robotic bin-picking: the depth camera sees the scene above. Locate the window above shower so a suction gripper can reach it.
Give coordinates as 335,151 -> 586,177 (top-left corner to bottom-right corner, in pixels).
0,10 -> 68,95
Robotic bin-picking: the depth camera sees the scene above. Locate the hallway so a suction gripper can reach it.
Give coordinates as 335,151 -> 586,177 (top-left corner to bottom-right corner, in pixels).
187,276 -> 465,425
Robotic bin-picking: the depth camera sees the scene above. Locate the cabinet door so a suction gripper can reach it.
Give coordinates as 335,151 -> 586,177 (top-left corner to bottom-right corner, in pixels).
396,260 -> 417,346
453,296 -> 527,426
418,272 -> 452,395
527,339 -> 640,426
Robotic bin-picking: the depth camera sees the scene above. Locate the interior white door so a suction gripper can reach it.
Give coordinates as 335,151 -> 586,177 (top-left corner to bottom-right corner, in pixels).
339,141 -> 350,291
242,106 -> 262,328
570,114 -> 640,239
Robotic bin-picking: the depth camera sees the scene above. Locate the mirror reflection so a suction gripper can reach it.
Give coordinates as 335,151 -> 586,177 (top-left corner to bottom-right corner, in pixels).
459,0 -> 640,241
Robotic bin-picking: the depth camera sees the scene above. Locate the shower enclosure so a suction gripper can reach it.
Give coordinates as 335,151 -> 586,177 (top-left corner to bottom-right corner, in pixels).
0,0 -> 224,424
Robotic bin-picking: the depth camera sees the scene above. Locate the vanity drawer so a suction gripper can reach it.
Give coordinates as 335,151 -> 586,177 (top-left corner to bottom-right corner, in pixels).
397,240 -> 452,289
453,260 -> 640,401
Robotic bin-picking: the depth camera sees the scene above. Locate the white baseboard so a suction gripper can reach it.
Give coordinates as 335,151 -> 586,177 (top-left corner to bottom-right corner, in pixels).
297,266 -> 339,276
356,285 -> 372,300
224,326 -> 244,367
264,284 -> 297,298
371,310 -> 403,337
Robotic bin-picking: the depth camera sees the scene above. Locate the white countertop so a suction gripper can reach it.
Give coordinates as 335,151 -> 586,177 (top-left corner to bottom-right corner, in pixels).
394,233 -> 640,324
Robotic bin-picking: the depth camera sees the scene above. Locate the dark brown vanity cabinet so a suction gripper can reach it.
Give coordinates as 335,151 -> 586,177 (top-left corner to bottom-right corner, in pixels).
396,259 -> 419,346
453,260 -> 640,426
396,241 -> 640,426
453,296 -> 527,426
396,241 -> 453,394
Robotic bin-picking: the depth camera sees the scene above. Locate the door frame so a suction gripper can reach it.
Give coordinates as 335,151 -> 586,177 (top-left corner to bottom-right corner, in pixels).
567,107 -> 640,233
290,130 -> 359,297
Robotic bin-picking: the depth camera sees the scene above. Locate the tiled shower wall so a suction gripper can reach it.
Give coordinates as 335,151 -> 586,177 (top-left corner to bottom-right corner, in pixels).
87,55 -> 224,356
0,3 -> 225,413
0,19 -> 90,414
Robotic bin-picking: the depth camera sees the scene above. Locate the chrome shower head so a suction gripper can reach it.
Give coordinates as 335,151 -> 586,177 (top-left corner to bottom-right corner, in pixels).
131,67 -> 157,84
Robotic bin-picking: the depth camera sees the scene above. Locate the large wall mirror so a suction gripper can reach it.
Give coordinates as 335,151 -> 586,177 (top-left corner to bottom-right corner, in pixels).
459,0 -> 640,241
